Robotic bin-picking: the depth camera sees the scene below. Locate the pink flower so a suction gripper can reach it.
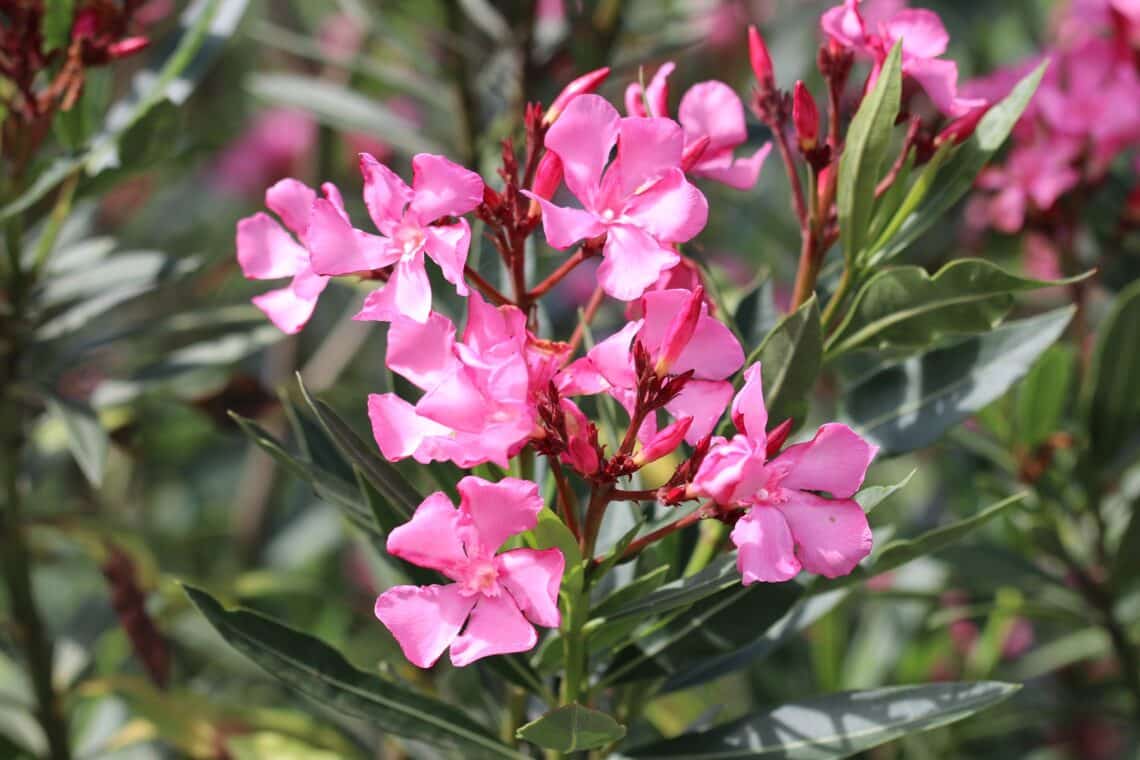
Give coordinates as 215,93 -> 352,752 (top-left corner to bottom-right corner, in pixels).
369,293 -> 561,468
821,0 -> 984,117
526,95 -> 709,301
976,137 -> 1082,233
691,364 -> 878,583
308,152 -> 484,323
375,477 -> 564,668
559,288 -> 744,445
213,108 -> 317,197
235,179 -> 340,334
625,64 -> 772,190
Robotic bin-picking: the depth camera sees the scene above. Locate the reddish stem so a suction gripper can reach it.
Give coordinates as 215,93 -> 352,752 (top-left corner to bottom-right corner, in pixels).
528,244 -> 599,300
874,116 -> 921,199
597,503 -> 714,566
549,457 -> 582,540
464,265 -> 513,306
567,286 -> 605,356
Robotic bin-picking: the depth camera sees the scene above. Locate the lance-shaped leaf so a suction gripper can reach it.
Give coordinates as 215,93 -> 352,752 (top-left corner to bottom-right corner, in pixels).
826,260 -> 1083,358
184,587 -> 524,760
1083,279 -> 1140,469
1015,345 -> 1074,449
747,296 -> 822,428
45,396 -> 109,487
516,704 -> 626,752
840,307 -> 1074,456
618,681 -> 1019,758
837,41 -> 903,263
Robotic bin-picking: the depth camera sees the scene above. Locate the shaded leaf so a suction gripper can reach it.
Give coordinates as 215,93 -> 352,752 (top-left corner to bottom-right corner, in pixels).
1015,345 -> 1073,448
747,297 -> 822,427
516,704 -> 625,752
599,553 -> 739,621
42,0 -> 75,53
45,397 -> 108,487
1083,279 -> 1140,467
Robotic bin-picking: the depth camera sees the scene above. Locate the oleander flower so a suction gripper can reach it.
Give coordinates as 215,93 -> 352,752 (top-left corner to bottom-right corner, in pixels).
308,152 -> 484,323
525,94 -> 709,301
375,477 -> 564,667
692,364 -> 878,583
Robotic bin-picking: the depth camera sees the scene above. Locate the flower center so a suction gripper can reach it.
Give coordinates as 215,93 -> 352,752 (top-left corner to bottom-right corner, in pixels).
394,224 -> 425,258
600,208 -> 616,222
460,559 -> 500,596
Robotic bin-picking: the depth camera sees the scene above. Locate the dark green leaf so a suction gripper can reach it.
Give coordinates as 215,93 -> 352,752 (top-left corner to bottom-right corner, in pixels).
1015,346 -> 1073,448
734,277 -> 779,350
42,0 -> 75,53
45,397 -> 108,487
840,307 -> 1074,455
837,41 -> 903,263
1083,279 -> 1140,466
1112,498 -> 1140,593
748,296 -> 822,426
619,681 -> 1019,758
184,586 -> 523,759
598,553 -> 739,621
516,704 -> 625,752
826,259 -> 1083,357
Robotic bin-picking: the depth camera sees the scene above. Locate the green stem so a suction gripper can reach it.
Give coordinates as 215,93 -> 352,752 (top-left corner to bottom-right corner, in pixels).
683,520 -> 725,576
821,265 -> 854,330
30,171 -> 79,277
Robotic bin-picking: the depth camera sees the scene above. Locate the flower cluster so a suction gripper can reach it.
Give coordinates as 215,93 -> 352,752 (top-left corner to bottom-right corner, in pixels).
235,22 -> 887,668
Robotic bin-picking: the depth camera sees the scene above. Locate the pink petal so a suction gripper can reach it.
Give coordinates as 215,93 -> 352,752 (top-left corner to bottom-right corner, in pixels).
776,423 -> 877,498
307,198 -> 396,276
463,291 -> 527,354
884,9 -> 949,59
417,367 -> 490,433
408,153 -> 485,223
358,254 -> 432,323
236,213 -> 306,280
905,57 -> 980,117
821,0 -> 868,49
449,593 -> 537,667
360,153 -> 413,235
624,81 -> 649,117
665,379 -> 734,444
526,193 -> 607,249
639,290 -> 743,379
692,434 -> 767,506
251,280 -> 325,334
423,221 -> 472,294
731,506 -> 801,584
375,584 -> 475,668
623,168 -> 708,243
386,491 -> 468,577
614,117 -> 685,197
367,392 -> 452,461
678,81 -> 747,154
386,312 -> 458,390
644,62 -> 675,118
597,224 -> 680,301
545,94 -> 620,205
496,547 -> 564,628
732,363 -> 769,441
775,492 -> 872,578
582,320 -> 641,390
265,178 -> 318,240
693,143 -> 772,190
457,476 -> 543,556
320,182 -> 348,216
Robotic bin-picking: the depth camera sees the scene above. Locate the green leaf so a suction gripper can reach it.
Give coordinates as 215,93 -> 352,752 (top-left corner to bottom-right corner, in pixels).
866,63 -> 1047,266
619,681 -> 1019,758
1015,346 -> 1073,448
826,259 -> 1083,357
1083,279 -> 1140,466
531,507 -> 585,597
599,553 -> 739,621
746,296 -> 822,427
855,470 -> 916,513
248,74 -> 445,156
42,0 -> 75,53
837,41 -> 903,263
297,375 -> 422,523
45,397 -> 108,487
516,704 -> 625,752
734,277 -> 779,350
184,586 -> 524,759
1112,498 -> 1140,593
840,307 -> 1074,455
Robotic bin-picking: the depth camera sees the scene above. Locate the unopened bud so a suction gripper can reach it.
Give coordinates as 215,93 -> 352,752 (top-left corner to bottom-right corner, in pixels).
680,135 -> 712,172
793,81 -> 819,151
655,286 -> 704,376
531,152 -> 563,200
634,418 -> 693,466
107,36 -> 150,60
71,8 -> 100,41
764,418 -> 794,459
544,67 -> 611,126
935,104 -> 990,147
748,26 -> 776,90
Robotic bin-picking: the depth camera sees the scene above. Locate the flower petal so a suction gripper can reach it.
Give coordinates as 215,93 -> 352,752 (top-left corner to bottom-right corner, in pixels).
776,423 -> 877,498
623,168 -> 708,243
732,363 -> 768,441
308,198 -> 396,276
457,476 -> 543,557
639,290 -> 743,379
408,153 -> 485,223
360,152 -> 413,235
236,213 -> 306,280
678,81 -> 747,153
776,491 -> 872,578
885,8 -> 949,59
375,584 -> 475,668
597,224 -> 680,301
355,253 -> 433,323
731,506 -> 801,584
497,547 -> 564,628
265,178 -> 318,239
644,62 -> 675,118
665,379 -> 734,443
449,593 -> 537,667
614,117 -> 685,197
525,192 -> 607,249
694,143 -> 772,190
545,94 -> 620,205
386,492 -> 468,576
692,434 -> 767,506
251,279 -> 325,334
367,392 -> 452,461
385,312 -> 458,389
423,221 -> 471,294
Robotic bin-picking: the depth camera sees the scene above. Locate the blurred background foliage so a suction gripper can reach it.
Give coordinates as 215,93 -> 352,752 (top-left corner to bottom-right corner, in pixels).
3,0 -> 1140,758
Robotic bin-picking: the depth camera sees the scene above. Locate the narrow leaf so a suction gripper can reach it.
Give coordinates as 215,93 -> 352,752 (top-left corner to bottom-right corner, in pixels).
42,0 -> 76,52
1083,279 -> 1140,467
747,296 -> 822,427
45,397 -> 109,487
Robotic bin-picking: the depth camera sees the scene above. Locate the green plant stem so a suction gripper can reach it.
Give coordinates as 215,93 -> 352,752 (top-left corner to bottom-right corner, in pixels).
30,171 -> 79,277
683,519 -> 725,576
821,265 -> 854,330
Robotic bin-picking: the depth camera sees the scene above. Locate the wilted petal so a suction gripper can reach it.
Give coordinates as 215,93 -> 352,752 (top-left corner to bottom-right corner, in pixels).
236,213 -> 306,280
776,491 -> 872,578
497,547 -> 564,628
597,224 -> 680,300
375,584 -> 475,668
409,153 -> 485,223
457,476 -> 543,556
545,94 -> 621,205
731,506 -> 801,584
777,423 -> 877,498
449,593 -> 537,666
386,492 -> 467,576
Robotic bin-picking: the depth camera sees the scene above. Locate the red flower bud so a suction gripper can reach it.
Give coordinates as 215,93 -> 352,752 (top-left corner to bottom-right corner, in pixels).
544,66 -> 611,126
764,417 -> 794,459
680,135 -> 712,172
531,152 -> 564,200
71,7 -> 100,41
935,104 -> 990,147
748,26 -> 776,90
793,81 -> 819,150
634,417 -> 693,466
107,36 -> 150,60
